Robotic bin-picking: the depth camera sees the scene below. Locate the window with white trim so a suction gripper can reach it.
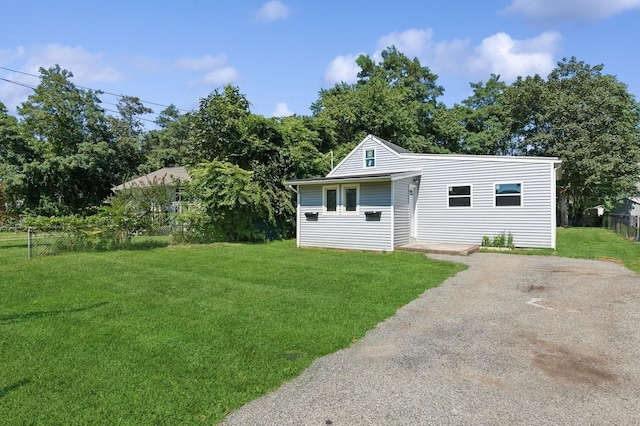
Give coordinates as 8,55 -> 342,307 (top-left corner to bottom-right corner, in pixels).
323,185 -> 338,213
342,184 -> 359,213
448,185 -> 471,207
495,183 -> 522,207
365,149 -> 375,168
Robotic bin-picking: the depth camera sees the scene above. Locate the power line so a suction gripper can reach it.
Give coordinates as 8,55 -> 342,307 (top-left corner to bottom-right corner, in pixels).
0,77 -> 161,124
0,65 -> 190,113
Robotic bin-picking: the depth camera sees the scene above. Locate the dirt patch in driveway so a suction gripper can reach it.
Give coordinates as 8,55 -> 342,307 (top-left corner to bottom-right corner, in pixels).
224,253 -> 640,426
528,335 -> 618,385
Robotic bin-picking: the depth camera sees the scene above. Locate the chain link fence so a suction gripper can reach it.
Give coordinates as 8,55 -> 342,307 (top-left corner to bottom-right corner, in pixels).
603,214 -> 639,241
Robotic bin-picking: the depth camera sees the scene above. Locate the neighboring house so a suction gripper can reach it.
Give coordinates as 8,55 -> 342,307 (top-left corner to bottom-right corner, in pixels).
111,166 -> 190,213
285,134 -> 562,251
610,184 -> 640,217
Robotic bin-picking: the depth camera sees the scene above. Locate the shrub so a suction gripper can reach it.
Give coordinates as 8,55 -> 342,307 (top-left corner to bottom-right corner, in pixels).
481,231 -> 515,250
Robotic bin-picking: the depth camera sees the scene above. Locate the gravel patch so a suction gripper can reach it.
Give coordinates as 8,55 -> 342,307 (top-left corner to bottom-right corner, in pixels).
223,253 -> 640,425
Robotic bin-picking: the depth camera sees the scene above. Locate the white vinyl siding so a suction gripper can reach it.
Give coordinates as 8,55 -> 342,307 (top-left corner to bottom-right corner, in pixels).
294,134 -> 558,250
298,182 -> 393,251
329,136 -> 423,177
393,178 -> 414,247
417,159 -> 555,248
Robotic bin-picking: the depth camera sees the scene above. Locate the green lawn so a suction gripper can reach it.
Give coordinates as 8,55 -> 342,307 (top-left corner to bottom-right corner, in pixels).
0,239 -> 465,425
508,227 -> 640,274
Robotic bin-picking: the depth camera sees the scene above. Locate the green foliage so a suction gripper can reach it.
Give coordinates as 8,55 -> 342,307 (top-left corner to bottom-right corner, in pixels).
21,179 -> 178,253
311,46 -> 446,152
186,160 -> 283,242
436,74 -> 515,154
24,215 -> 133,252
139,106 -> 192,173
481,231 -> 515,249
506,58 -> 640,220
4,66 -> 123,216
0,240 -> 465,424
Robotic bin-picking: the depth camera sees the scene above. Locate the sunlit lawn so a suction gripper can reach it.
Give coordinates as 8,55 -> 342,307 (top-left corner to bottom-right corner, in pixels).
0,239 -> 465,424
508,227 -> 640,274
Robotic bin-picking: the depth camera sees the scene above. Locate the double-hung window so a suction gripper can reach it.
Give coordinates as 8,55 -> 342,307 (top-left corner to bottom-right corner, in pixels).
448,185 -> 472,207
495,183 -> 522,207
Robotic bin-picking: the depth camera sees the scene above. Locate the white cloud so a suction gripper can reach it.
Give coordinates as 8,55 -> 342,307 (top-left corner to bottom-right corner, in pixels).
0,44 -> 121,113
322,28 -> 562,92
175,54 -> 228,72
466,31 -> 561,81
374,28 -> 435,61
0,46 -> 25,65
175,54 -> 240,89
198,67 -> 239,86
24,44 -> 121,83
255,1 -> 290,23
271,102 -> 294,117
323,54 -> 363,85
503,0 -> 640,24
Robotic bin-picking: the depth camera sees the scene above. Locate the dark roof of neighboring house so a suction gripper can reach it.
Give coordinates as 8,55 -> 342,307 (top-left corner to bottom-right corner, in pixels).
112,166 -> 190,191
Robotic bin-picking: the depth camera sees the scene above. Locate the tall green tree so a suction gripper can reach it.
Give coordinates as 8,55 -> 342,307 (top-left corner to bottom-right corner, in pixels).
13,66 -> 119,215
108,96 -> 152,176
186,159 -> 276,242
435,75 -> 513,154
140,105 -> 192,173
509,58 -> 640,222
311,46 -> 445,153
187,85 -> 250,165
0,101 -> 30,213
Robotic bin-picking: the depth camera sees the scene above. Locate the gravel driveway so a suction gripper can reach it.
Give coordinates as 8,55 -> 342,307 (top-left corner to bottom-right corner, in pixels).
223,253 -> 640,425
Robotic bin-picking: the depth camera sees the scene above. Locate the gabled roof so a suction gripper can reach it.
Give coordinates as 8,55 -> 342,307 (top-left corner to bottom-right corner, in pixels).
112,166 -> 190,191
375,136 -> 411,154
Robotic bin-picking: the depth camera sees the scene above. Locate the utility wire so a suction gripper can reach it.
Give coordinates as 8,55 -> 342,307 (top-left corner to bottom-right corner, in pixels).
0,66 -> 190,113
1,77 -> 160,124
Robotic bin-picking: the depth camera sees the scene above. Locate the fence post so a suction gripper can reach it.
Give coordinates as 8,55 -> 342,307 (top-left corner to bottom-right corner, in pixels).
27,227 -> 32,259
637,215 -> 639,241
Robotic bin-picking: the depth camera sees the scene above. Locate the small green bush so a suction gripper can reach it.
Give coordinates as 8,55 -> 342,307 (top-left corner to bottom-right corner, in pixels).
481,231 -> 515,249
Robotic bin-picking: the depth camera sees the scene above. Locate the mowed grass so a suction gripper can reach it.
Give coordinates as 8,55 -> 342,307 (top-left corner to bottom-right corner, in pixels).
0,239 -> 465,425
555,227 -> 640,273
493,227 -> 640,274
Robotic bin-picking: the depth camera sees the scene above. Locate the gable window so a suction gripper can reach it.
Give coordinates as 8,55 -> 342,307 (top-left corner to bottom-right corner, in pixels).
495,183 -> 522,207
323,185 -> 338,213
365,149 -> 376,167
342,184 -> 359,213
448,185 -> 471,207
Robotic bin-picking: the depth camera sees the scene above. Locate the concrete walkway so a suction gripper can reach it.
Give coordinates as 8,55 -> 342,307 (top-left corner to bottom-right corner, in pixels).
395,241 -> 479,255
223,253 -> 640,425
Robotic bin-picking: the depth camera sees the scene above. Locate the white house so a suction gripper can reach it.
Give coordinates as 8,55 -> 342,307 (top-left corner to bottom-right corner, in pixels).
285,134 -> 562,251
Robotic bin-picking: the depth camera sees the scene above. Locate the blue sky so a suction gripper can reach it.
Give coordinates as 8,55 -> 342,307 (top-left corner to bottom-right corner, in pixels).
1,0 -> 639,122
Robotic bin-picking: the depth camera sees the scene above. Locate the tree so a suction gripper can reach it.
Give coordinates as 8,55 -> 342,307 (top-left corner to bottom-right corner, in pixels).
139,106 -> 192,173
187,85 -> 250,165
509,58 -> 640,223
186,160 -> 276,241
13,66 -> 119,215
108,96 -> 153,176
0,101 -> 30,214
311,46 -> 446,153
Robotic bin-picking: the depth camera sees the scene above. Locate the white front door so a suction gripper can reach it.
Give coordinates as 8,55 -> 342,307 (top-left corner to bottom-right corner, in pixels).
409,184 -> 417,239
